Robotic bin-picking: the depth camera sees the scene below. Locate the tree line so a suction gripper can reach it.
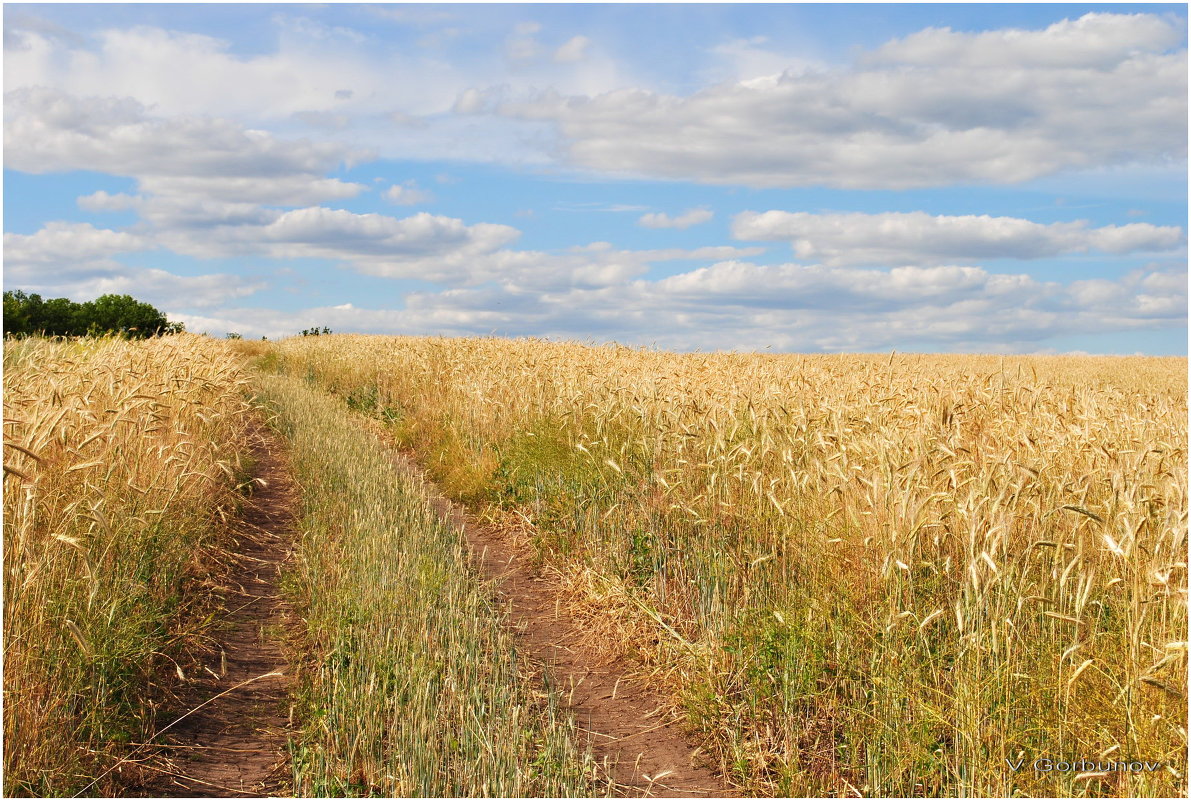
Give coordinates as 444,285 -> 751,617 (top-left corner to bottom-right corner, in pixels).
3,291 -> 184,338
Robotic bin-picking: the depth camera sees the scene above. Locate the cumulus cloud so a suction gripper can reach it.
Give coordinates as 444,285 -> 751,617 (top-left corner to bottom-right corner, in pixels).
252,208 -> 515,261
3,222 -> 262,308
77,190 -> 139,212
4,88 -> 367,200
136,175 -> 363,207
343,237 -> 763,290
50,269 -> 265,310
867,12 -> 1183,68
5,12 -> 1185,353
4,221 -> 147,268
390,262 -> 1187,352
4,16 -> 634,165
5,88 -> 405,274
506,21 -> 543,62
189,261 -> 1184,351
6,87 -> 694,294
705,36 -> 825,83
639,207 -> 714,230
152,206 -> 523,284
492,13 -> 1186,188
384,181 -> 434,206
136,195 -> 280,232
732,211 -> 1186,265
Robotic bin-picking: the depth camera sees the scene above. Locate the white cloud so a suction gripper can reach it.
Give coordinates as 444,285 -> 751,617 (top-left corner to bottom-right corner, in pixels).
639,207 -> 714,230
136,194 -> 279,232
653,261 -> 1019,309
136,174 -> 364,207
4,11 -> 1185,354
4,222 -> 147,268
1088,223 -> 1187,254
5,89 -> 401,270
343,236 -> 764,289
384,181 -> 434,206
706,36 -> 825,82
494,13 -> 1186,188
51,269 -> 265,309
867,12 -> 1183,69
554,35 -> 590,63
77,190 -> 139,212
154,206 -> 522,283
732,211 -> 1186,265
157,256 -> 1186,352
4,22 -> 412,118
5,16 -> 636,165
386,262 -> 1187,352
452,87 -> 490,114
4,88 -> 367,198
3,222 -> 261,308
251,208 -> 515,260
556,201 -> 649,213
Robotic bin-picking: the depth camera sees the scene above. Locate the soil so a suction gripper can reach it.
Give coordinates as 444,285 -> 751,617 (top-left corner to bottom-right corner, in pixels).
130,428 -> 297,797
387,450 -> 735,799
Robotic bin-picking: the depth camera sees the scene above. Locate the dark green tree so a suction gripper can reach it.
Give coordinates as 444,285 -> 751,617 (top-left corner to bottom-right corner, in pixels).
3,291 -> 184,338
41,297 -> 83,336
2,290 -> 37,335
80,294 -> 171,336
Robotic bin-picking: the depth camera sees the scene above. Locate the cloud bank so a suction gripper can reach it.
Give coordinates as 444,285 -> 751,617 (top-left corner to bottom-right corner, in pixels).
487,13 -> 1185,188
733,211 -> 1186,265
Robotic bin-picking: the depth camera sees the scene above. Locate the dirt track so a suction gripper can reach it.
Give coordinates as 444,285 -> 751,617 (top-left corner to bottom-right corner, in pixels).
134,430 -> 296,797
127,418 -> 732,797
387,448 -> 734,798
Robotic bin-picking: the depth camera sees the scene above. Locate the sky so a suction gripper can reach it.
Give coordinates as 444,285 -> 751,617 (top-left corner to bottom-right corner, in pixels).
3,2 -> 1187,353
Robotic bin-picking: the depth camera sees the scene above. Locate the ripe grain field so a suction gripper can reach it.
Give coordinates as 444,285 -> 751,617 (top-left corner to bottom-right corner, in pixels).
271,334 -> 1188,798
4,332 -> 1186,798
3,336 -> 255,795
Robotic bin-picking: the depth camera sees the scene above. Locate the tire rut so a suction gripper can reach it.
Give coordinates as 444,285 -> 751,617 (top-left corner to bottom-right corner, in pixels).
131,428 -> 296,797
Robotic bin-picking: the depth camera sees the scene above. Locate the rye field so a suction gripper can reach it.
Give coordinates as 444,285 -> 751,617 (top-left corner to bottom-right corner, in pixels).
4,332 -> 1187,798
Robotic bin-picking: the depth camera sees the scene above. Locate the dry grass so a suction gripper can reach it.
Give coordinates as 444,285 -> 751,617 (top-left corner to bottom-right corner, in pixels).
272,335 -> 1187,798
3,335 -> 254,796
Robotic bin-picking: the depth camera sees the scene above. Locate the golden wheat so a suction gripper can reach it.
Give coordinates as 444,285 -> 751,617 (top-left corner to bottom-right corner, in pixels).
3,335 -> 253,795
272,335 -> 1187,798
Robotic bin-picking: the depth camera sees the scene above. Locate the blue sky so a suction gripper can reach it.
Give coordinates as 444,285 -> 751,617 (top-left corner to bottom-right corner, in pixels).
4,3 -> 1187,353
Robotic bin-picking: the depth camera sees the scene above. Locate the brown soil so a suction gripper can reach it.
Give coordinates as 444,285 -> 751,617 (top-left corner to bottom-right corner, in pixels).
130,428 -> 297,797
387,450 -> 735,799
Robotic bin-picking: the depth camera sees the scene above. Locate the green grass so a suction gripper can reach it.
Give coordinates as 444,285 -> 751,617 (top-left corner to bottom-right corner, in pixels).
255,373 -> 604,797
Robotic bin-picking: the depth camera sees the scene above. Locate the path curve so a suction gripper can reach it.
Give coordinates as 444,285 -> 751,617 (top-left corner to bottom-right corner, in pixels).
387,448 -> 734,799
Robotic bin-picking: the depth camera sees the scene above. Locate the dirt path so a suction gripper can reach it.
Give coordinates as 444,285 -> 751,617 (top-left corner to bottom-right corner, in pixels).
133,429 -> 297,797
386,449 -> 734,799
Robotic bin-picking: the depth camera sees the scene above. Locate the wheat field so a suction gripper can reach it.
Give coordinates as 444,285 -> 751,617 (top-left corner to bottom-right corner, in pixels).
4,332 -> 1185,797
272,334 -> 1188,797
3,336 -> 254,795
